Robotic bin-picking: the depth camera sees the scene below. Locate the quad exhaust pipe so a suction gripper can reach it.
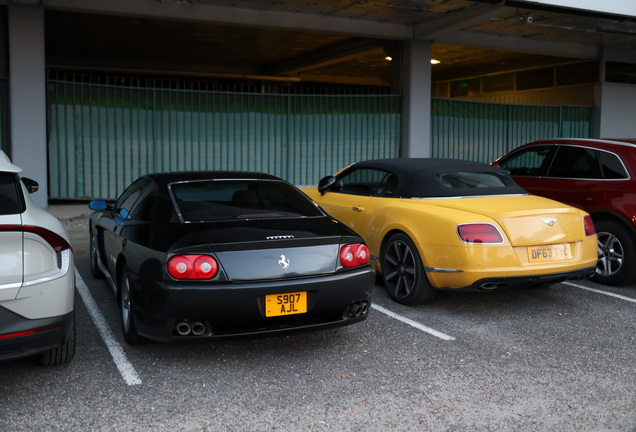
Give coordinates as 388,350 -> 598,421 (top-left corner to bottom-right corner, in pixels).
175,320 -> 207,336
349,301 -> 370,318
191,321 -> 206,336
360,302 -> 369,315
175,320 -> 191,336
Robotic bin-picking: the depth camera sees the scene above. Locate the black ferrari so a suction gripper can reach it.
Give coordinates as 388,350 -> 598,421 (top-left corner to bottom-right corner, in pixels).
88,172 -> 374,343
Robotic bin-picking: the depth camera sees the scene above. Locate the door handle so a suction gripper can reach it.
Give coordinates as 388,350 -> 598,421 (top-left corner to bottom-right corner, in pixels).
352,206 -> 364,212
578,196 -> 593,202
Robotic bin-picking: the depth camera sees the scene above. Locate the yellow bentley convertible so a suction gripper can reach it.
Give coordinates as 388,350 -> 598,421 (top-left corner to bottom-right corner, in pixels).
303,158 -> 598,305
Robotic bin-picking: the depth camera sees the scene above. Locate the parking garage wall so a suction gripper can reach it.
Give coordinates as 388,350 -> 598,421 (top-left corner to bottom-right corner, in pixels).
47,79 -> 401,200
431,98 -> 592,162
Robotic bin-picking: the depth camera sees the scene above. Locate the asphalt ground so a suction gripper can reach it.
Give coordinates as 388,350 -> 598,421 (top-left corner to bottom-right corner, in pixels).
1,251 -> 635,431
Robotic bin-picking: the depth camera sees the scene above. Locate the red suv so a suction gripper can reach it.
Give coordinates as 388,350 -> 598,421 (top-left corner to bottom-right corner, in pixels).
494,138 -> 636,286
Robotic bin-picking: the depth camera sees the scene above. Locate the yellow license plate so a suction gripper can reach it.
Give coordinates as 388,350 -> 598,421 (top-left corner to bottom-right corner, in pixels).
265,292 -> 307,317
527,243 -> 573,263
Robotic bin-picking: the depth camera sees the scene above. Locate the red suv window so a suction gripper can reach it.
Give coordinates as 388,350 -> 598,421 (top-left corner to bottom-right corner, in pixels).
497,145 -> 555,177
547,146 -> 601,179
599,151 -> 629,179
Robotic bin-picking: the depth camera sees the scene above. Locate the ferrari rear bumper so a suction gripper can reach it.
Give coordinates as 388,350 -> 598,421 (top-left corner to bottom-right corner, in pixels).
129,266 -> 375,341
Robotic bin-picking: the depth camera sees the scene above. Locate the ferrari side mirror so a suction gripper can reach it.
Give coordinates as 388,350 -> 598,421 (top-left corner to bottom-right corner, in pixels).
89,200 -> 108,211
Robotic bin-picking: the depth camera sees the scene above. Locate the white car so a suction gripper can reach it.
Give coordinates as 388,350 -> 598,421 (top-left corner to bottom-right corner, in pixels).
0,151 -> 75,365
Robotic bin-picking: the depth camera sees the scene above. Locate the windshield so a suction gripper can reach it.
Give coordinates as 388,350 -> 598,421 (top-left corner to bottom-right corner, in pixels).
435,171 -> 515,189
170,179 -> 323,222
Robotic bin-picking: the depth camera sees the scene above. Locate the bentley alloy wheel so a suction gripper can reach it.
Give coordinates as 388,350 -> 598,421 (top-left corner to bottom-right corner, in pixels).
381,233 -> 437,305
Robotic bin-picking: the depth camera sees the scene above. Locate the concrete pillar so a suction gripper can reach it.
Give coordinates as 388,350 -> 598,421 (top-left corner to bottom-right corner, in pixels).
400,40 -> 432,158
594,47 -> 636,138
8,5 -> 47,208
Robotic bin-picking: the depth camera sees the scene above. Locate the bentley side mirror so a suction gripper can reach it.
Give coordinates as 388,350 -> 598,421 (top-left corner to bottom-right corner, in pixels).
318,176 -> 336,196
22,177 -> 39,194
89,200 -> 108,211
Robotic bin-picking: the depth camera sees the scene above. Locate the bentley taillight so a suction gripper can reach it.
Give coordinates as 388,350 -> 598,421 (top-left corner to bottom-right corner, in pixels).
583,216 -> 596,236
339,243 -> 369,268
168,255 -> 218,280
457,223 -> 504,244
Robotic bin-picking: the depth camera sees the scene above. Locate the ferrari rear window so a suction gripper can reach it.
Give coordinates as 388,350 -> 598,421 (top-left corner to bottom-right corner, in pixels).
170,180 -> 323,222
0,173 -> 22,215
435,171 -> 515,189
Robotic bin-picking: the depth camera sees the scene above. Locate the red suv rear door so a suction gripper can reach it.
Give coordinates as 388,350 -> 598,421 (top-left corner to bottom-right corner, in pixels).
533,145 -> 602,210
597,149 -> 632,218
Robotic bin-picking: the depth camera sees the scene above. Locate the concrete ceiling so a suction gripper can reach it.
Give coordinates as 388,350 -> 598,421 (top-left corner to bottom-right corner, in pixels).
43,0 -> 636,86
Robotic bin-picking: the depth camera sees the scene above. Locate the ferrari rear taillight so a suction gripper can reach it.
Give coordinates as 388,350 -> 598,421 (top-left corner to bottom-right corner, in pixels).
168,255 -> 218,280
339,243 -> 369,268
457,223 -> 504,244
193,256 -> 218,278
584,216 -> 596,236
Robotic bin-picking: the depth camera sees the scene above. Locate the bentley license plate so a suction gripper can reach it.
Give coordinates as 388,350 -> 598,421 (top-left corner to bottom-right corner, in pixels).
265,292 -> 307,317
527,243 -> 572,263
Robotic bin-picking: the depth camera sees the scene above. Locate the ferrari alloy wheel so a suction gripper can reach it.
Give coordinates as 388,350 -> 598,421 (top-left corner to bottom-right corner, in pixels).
120,267 -> 142,345
594,221 -> 636,286
381,233 -> 436,305
90,229 -> 104,279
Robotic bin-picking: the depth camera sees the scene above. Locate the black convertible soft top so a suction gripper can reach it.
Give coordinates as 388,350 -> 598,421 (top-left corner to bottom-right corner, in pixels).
349,158 -> 528,198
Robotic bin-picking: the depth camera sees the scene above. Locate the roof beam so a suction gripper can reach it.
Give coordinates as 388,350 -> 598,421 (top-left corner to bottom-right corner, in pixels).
43,0 -> 413,39
437,30 -> 599,58
472,0 -> 636,21
602,47 -> 636,64
262,37 -> 384,76
297,72 -> 389,87
415,4 -> 514,40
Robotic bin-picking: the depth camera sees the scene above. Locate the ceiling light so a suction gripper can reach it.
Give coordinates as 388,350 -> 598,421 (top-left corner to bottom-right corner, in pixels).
431,59 -> 441,65
385,56 -> 392,61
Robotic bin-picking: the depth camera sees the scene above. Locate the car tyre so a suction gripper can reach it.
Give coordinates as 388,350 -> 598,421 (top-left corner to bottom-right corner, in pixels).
381,233 -> 437,305
41,310 -> 76,366
120,266 -> 143,345
90,229 -> 104,279
594,220 -> 636,286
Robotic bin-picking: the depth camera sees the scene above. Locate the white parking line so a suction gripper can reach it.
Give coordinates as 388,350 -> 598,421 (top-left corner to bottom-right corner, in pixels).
371,304 -> 456,340
75,269 -> 142,385
563,281 -> 636,304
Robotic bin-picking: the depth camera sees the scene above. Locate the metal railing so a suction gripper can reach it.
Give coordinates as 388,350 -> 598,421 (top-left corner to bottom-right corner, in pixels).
47,78 -> 401,199
431,98 -> 592,163
46,73 -> 593,200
